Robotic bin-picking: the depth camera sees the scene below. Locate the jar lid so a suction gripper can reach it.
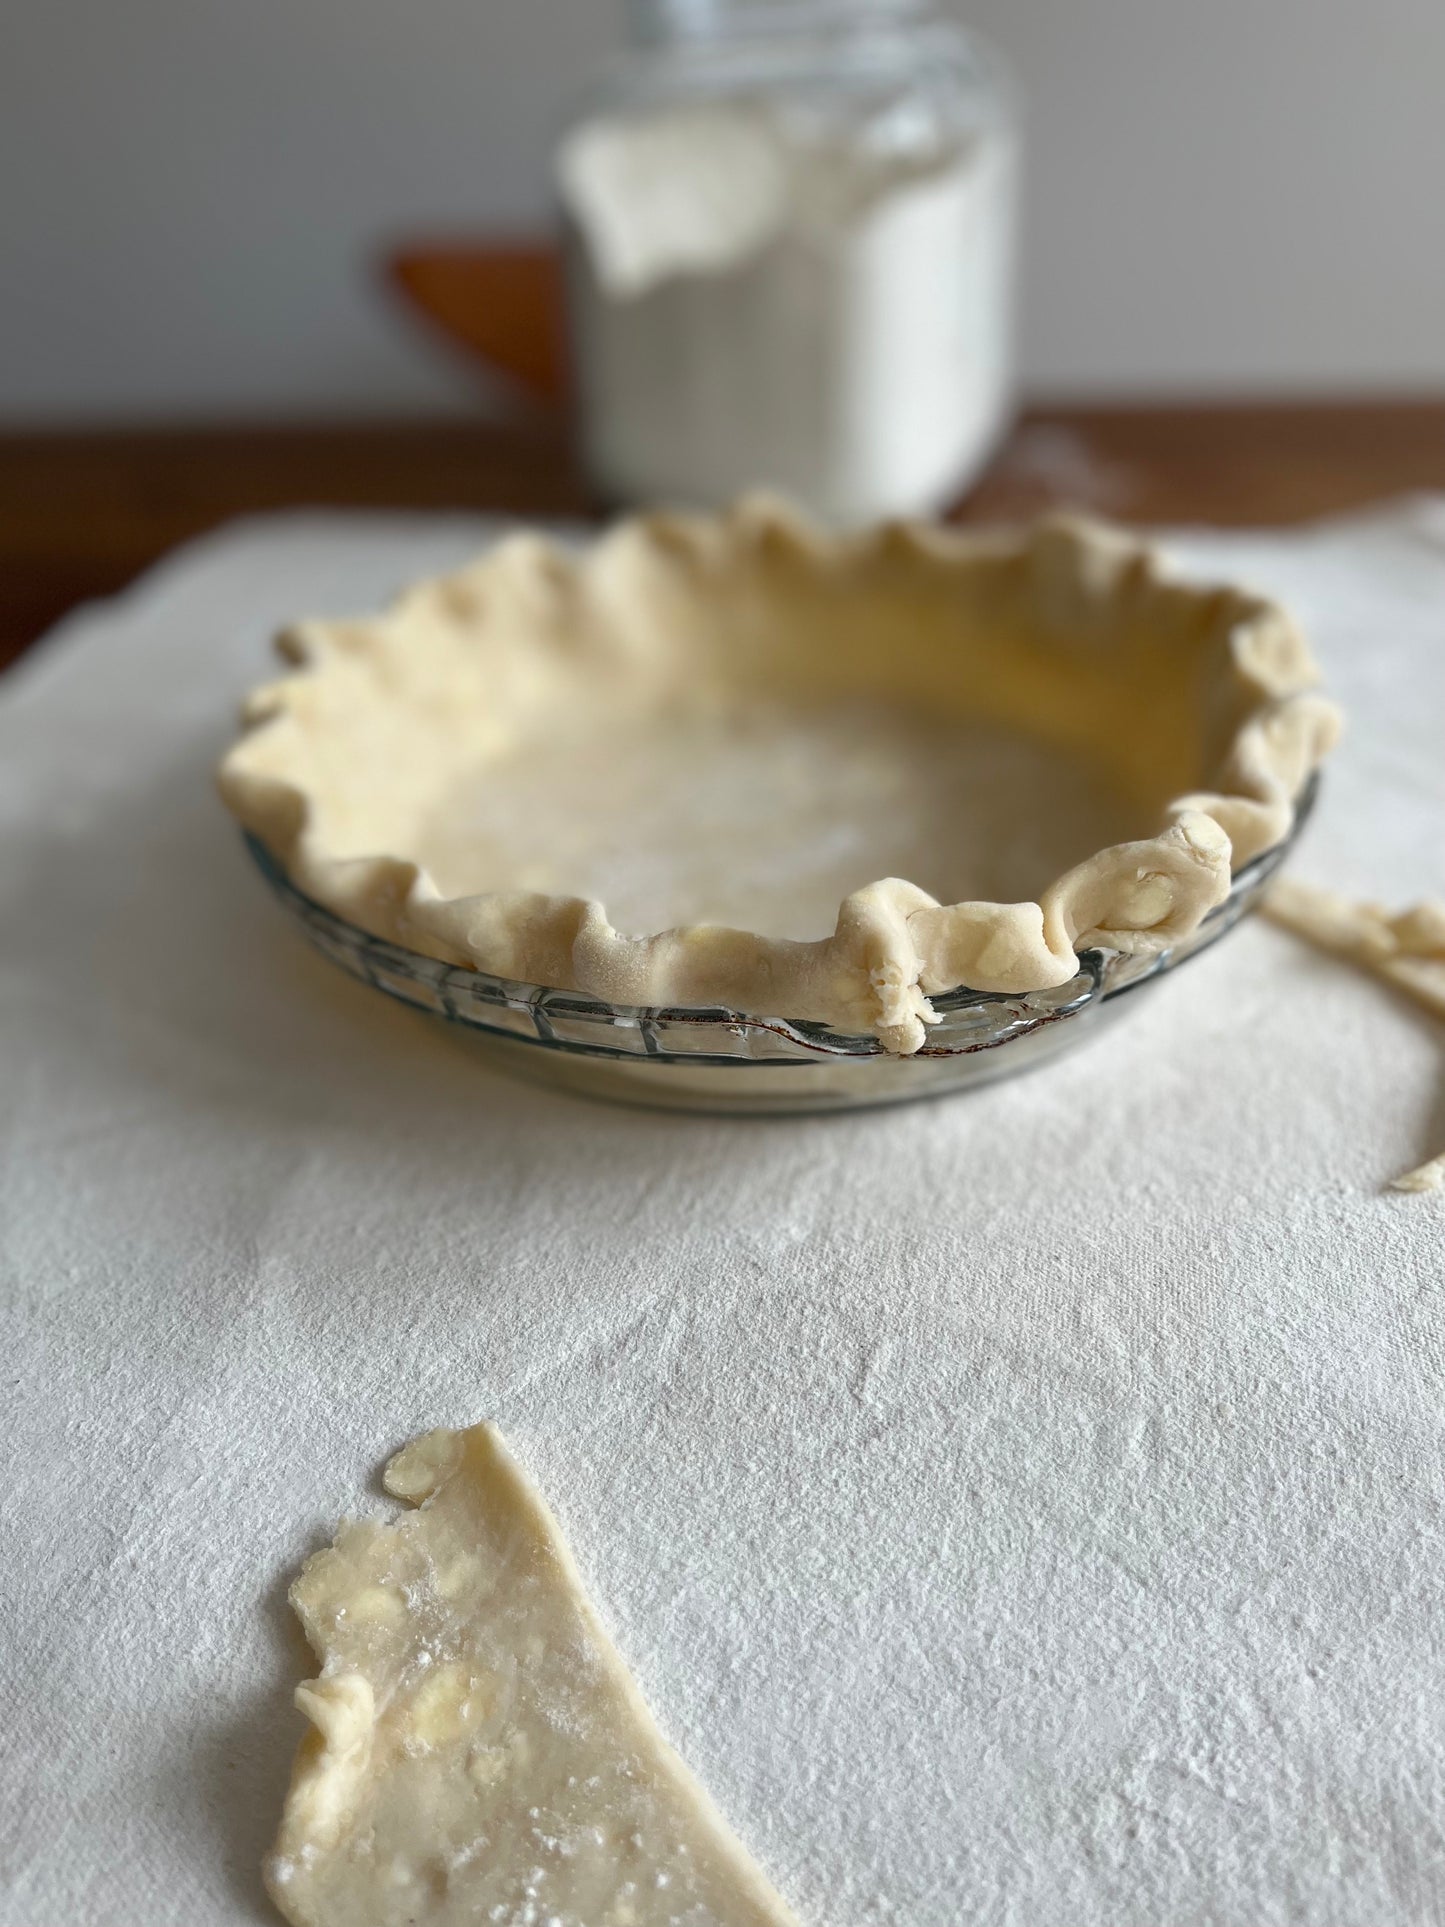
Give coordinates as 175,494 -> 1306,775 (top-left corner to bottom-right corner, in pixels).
627,0 -> 926,42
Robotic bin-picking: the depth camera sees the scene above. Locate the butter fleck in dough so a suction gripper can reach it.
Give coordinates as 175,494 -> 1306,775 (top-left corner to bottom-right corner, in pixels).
267,1424 -> 797,1927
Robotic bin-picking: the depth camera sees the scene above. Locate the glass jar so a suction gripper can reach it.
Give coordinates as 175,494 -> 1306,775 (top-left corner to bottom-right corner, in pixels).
557,0 -> 1017,525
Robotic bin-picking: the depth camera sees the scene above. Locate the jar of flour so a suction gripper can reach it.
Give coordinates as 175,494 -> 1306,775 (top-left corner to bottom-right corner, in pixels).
558,0 -> 1017,524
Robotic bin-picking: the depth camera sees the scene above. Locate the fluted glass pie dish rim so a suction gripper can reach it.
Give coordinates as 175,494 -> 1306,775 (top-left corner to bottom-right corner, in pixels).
241,773 -> 1314,1113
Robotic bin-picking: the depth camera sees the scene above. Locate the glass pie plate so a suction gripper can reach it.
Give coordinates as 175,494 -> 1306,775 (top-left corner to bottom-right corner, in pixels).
243,779 -> 1313,1115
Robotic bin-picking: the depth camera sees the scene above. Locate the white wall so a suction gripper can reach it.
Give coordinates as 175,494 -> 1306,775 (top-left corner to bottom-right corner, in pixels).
2,0 -> 1443,421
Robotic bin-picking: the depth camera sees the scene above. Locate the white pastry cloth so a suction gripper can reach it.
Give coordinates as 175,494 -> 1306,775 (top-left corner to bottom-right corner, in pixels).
3,502 -> 1443,1927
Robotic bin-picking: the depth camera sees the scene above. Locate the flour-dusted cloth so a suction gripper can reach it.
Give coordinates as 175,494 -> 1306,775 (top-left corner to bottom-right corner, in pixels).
2,504 -> 1443,1927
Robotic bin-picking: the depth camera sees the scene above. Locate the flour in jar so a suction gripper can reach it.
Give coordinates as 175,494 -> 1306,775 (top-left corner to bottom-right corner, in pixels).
559,97 -> 1016,524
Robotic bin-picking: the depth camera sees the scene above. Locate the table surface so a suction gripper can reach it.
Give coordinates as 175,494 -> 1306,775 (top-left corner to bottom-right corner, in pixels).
3,397 -> 1444,674
6,500 -> 1444,1927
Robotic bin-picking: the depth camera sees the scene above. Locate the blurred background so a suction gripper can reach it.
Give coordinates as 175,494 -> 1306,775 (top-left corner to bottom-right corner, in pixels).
4,0 -> 1444,669
4,0 -> 1445,423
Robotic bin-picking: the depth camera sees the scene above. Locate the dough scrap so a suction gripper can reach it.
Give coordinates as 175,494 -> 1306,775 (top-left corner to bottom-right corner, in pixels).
1392,1154 -> 1445,1196
267,1424 -> 797,1927
1263,878 -> 1445,1194
220,502 -> 1339,1053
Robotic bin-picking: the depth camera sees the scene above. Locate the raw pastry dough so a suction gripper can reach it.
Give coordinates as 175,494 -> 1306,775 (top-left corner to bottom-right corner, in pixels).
267,1424 -> 797,1927
220,502 -> 1339,1053
1264,878 -> 1445,1193
1393,1154 -> 1445,1196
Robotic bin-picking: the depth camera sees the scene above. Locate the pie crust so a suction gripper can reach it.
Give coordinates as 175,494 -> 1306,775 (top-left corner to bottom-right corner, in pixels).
219,502 -> 1340,1054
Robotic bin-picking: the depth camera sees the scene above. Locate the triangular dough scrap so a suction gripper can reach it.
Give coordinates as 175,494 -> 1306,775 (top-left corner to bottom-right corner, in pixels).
267,1424 -> 797,1927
